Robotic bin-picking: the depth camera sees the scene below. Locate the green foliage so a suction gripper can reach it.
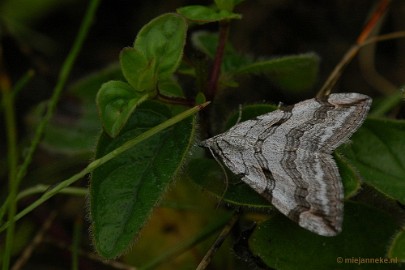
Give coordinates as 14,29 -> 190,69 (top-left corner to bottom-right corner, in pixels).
389,230 -> 405,261
91,102 -> 196,258
133,13 -> 187,79
96,80 -> 149,137
120,48 -> 157,92
235,53 -> 320,92
86,2 -> 323,261
340,118 -> 405,203
191,31 -> 320,92
177,5 -> 241,23
250,202 -> 401,269
187,158 -> 271,208
97,13 -> 188,136
214,0 -> 245,11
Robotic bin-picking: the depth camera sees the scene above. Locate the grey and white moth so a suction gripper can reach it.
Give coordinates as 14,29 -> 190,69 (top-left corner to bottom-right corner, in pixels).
200,93 -> 371,236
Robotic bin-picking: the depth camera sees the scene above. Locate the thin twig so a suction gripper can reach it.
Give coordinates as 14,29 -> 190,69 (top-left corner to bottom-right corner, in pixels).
11,212 -> 57,270
360,31 -> 405,47
15,0 -> 101,184
317,0 -> 391,97
196,211 -> 239,270
206,21 -> 230,100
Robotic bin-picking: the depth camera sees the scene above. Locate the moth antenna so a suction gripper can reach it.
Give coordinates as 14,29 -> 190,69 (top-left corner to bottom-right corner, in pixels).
235,104 -> 243,125
207,146 -> 229,208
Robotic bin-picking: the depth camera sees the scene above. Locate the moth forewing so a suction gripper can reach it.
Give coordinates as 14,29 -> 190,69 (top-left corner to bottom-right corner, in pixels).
201,93 -> 372,236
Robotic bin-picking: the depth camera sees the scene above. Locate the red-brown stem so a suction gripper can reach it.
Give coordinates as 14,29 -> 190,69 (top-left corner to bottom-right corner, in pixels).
317,0 -> 391,97
357,0 -> 391,44
206,21 -> 230,100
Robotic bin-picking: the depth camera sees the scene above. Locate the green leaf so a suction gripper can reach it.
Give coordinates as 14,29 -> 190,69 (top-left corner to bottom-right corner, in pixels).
214,0 -> 242,11
388,230 -> 405,261
250,202 -> 401,269
192,31 -> 252,72
96,80 -> 149,137
340,118 -> 405,204
191,32 -> 318,93
120,47 -> 157,92
334,152 -> 362,198
195,91 -> 206,104
134,13 -> 187,78
90,101 -> 196,259
157,77 -> 185,98
187,158 -> 271,208
235,53 -> 320,93
177,5 -> 241,23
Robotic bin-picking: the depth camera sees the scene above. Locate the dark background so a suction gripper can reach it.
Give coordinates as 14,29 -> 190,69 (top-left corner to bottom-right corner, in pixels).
3,0 -> 404,105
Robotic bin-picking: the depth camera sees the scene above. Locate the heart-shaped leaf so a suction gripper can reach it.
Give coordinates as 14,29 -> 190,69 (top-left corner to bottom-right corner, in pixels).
96,80 -> 149,137
134,13 -> 187,79
120,48 -> 157,92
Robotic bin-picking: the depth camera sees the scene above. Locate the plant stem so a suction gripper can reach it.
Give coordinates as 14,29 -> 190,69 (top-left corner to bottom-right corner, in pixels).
12,69 -> 35,99
0,2 -> 100,265
17,185 -> 88,200
206,21 -> 229,100
1,62 -> 18,270
196,211 -> 239,270
317,0 -> 391,97
16,0 -> 101,184
72,217 -> 83,270
0,102 -> 210,233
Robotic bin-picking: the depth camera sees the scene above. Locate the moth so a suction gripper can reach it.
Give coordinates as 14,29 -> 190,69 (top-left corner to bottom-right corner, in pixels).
200,93 -> 371,236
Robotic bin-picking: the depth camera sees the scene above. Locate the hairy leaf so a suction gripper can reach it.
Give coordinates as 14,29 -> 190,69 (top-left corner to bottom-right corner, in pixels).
120,48 -> 157,92
388,230 -> 405,261
187,158 -> 271,208
134,13 -> 187,78
90,101 -> 196,259
235,53 -> 320,92
177,5 -> 241,23
250,202 -> 400,269
340,118 -> 405,204
96,80 -> 149,137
